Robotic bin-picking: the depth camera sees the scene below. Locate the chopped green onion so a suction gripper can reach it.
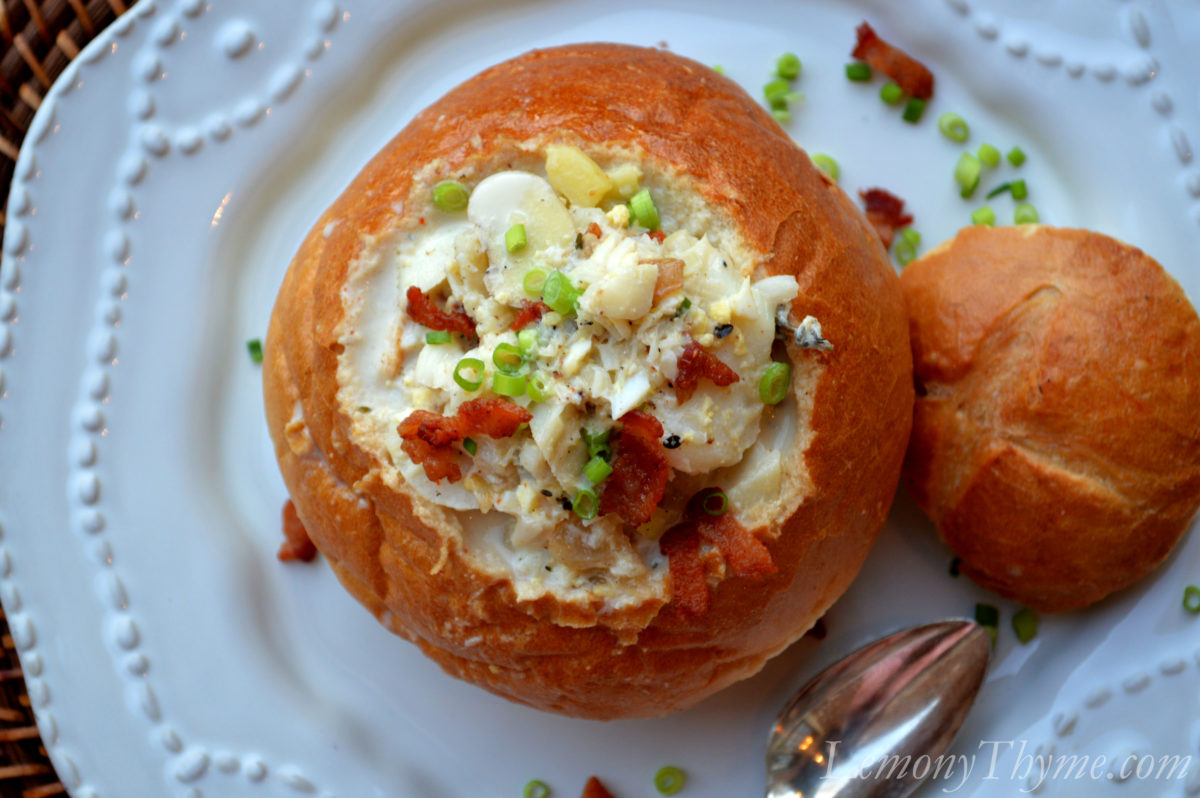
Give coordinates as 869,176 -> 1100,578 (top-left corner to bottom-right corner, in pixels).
776,52 -> 802,79
902,97 -> 926,123
845,62 -> 872,81
712,64 -> 725,75
1013,202 -> 1039,225
895,239 -> 918,266
581,427 -> 612,461
572,488 -> 598,521
702,490 -> 728,516
1011,608 -> 1038,643
954,152 -> 982,198
977,142 -> 1001,168
505,223 -> 527,254
771,108 -> 792,123
517,328 -> 539,357
583,456 -> 613,484
974,602 -> 999,627
1184,585 -> 1200,614
674,297 -> 692,319
432,180 -> 469,212
971,205 -> 996,226
811,154 -> 839,181
654,766 -> 686,796
1007,146 -> 1027,167
937,112 -> 969,142
492,372 -> 526,397
879,81 -> 904,105
453,358 -> 485,392
1010,179 -> 1028,200
523,268 -> 547,297
985,182 -> 1012,199
759,362 -> 791,405
541,270 -> 580,315
425,330 -> 452,345
527,372 -> 551,403
900,227 -> 921,247
462,438 -> 477,456
493,342 -> 525,375
629,189 -> 661,231
764,78 -> 791,106
246,338 -> 263,364
523,780 -> 550,798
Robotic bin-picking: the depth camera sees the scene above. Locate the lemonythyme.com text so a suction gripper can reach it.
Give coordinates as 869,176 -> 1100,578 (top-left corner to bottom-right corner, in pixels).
823,739 -> 1191,793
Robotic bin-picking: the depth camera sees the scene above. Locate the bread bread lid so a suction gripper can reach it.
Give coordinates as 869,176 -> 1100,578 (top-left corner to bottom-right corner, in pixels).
902,225 -> 1200,612
263,43 -> 913,718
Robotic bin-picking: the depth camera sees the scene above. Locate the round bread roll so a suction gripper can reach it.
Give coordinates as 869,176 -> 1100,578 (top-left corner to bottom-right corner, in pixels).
263,43 -> 912,718
902,225 -> 1200,612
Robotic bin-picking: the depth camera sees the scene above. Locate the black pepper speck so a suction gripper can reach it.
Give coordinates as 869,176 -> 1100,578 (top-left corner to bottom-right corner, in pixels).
663,434 -> 681,449
541,489 -> 553,497
714,324 -> 734,339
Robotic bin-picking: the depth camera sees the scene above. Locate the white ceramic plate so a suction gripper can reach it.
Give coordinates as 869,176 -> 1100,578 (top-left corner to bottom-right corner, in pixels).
2,0 -> 1199,796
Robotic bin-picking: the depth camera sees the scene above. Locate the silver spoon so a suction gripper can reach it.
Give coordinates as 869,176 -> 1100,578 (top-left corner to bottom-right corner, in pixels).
766,619 -> 990,798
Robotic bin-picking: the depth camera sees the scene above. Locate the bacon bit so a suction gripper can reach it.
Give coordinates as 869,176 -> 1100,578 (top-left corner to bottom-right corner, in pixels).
278,500 -> 318,562
699,514 -> 776,577
419,217 -> 426,225
852,21 -> 934,100
581,777 -> 616,798
647,229 -> 666,244
586,222 -> 603,238
858,188 -> 914,249
650,258 -> 685,303
675,340 -> 740,404
405,285 -> 476,338
599,409 -> 671,527
397,399 -> 532,483
660,522 -> 708,615
509,300 -> 550,331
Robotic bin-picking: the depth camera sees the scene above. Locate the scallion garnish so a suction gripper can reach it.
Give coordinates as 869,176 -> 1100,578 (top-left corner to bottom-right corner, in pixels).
763,78 -> 791,108
845,62 -> 872,82
985,182 -> 1012,199
811,154 -> 839,181
462,438 -> 477,456
527,372 -> 551,403
629,189 -> 661,231
1007,146 -> 1027,167
954,152 -> 982,198
517,328 -> 539,358
492,342 -> 525,375
432,180 -> 469,212
1010,179 -> 1028,200
492,372 -> 526,397
895,231 -> 919,266
879,81 -> 903,105
1183,585 -> 1200,614
523,268 -> 547,297
977,142 -> 1001,168
425,330 -> 452,345
1011,608 -> 1038,643
453,357 -> 485,392
902,97 -> 926,123
1013,202 -> 1039,225
583,456 -> 613,484
971,206 -> 996,226
673,297 -> 692,319
246,338 -> 263,364
937,112 -> 969,143
900,227 -> 921,247
523,780 -> 550,798
581,427 -> 612,461
759,362 -> 791,405
505,223 -> 527,254
573,488 -> 599,521
702,490 -> 728,516
541,270 -> 580,316
776,52 -> 802,79
771,108 -> 792,123
654,766 -> 686,796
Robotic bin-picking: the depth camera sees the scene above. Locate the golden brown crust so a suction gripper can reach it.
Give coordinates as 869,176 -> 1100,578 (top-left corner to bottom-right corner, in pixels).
263,43 -> 912,718
901,225 -> 1200,611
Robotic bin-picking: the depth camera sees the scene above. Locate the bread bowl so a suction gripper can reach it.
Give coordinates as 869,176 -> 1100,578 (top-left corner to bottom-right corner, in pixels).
902,225 -> 1200,612
262,42 -> 913,718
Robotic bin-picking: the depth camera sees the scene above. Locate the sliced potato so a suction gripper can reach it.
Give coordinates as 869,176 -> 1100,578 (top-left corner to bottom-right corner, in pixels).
546,145 -> 614,208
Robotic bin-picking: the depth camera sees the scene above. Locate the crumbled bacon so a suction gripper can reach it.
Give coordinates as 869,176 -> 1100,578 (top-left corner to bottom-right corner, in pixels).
660,522 -> 708,615
858,188 -> 914,249
647,229 -> 666,244
650,258 -> 684,303
586,222 -> 603,238
278,500 -> 318,562
581,777 -> 616,798
405,285 -> 476,338
700,513 -> 776,577
510,300 -> 550,331
599,410 -> 671,527
397,399 -> 532,483
675,340 -> 740,404
852,21 -> 934,100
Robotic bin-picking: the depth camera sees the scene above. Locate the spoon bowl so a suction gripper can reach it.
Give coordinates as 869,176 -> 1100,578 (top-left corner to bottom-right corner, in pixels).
765,619 -> 989,798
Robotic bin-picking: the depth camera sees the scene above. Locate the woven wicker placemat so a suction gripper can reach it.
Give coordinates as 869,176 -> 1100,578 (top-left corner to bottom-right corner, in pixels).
1,2 -> 135,795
